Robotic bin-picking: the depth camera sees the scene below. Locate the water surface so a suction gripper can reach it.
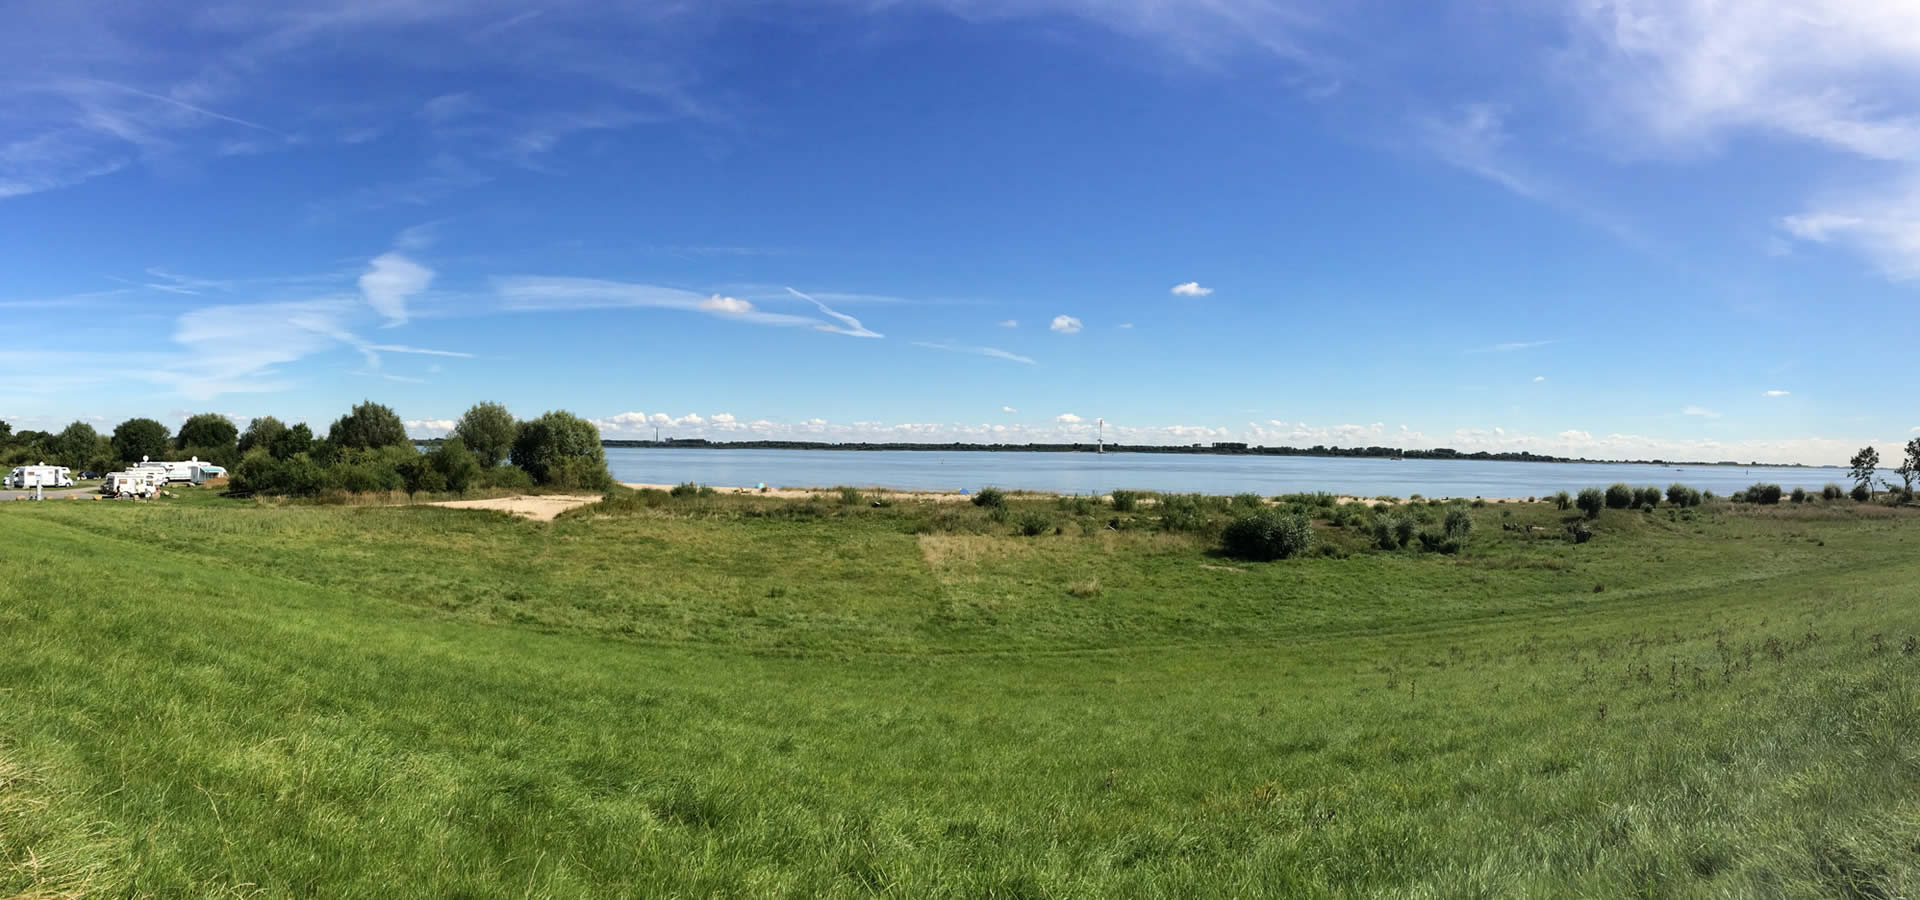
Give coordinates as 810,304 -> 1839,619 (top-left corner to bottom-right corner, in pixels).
605,448 -> 1844,498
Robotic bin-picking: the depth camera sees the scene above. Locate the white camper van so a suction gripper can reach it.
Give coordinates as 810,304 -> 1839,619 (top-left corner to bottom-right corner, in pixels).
137,456 -> 223,484
6,465 -> 74,489
101,469 -> 163,498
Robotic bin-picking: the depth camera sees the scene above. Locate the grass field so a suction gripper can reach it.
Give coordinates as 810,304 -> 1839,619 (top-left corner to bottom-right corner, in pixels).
1,489 -> 1916,897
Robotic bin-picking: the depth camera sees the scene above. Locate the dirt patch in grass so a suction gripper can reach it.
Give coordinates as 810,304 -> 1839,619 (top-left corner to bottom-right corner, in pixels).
426,494 -> 602,522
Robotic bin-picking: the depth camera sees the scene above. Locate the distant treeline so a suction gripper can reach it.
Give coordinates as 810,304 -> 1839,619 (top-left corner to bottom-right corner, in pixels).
414,437 -> 1822,468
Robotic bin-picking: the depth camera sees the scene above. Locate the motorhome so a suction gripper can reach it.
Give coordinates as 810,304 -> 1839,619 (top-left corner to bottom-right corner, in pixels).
101,469 -> 163,498
136,457 -> 225,485
5,465 -> 74,489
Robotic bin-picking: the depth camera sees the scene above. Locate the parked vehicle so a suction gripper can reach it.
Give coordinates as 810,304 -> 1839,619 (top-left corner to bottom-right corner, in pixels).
6,465 -> 74,489
137,457 -> 224,484
101,469 -> 163,498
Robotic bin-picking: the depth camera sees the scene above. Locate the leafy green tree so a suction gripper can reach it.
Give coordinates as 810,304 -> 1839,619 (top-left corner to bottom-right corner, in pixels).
327,401 -> 409,450
0,419 -> 11,445
1895,437 -> 1920,499
237,416 -> 286,454
270,423 -> 314,461
1576,488 -> 1605,519
453,402 -> 517,468
430,436 -> 482,494
1849,446 -> 1879,501
509,410 -> 610,487
176,413 -> 238,453
51,422 -> 100,470
111,418 -> 171,463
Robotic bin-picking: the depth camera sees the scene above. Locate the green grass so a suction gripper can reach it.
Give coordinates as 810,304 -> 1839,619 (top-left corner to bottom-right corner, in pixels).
1,493 -> 1916,897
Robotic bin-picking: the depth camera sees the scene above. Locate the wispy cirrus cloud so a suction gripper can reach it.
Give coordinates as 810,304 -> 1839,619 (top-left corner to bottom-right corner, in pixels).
1764,389 -> 1791,397
1468,339 -> 1556,353
496,276 -> 844,331
785,287 -> 883,338
911,341 -> 1036,365
1682,405 -> 1721,418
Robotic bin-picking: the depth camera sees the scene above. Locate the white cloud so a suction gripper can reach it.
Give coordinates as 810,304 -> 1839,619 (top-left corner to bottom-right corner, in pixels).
1002,405 -> 1017,413
405,418 -> 457,438
1764,389 -> 1791,397
785,287 -> 883,338
1779,178 -> 1920,280
1682,405 -> 1721,418
1055,413 -> 1083,424
1532,375 -> 1547,383
998,319 -> 1018,328
1468,339 -> 1556,353
697,295 -> 754,314
1050,315 -> 1082,334
1170,281 -> 1213,297
910,341 -> 1036,365
358,252 -> 433,327
1117,322 -> 1134,329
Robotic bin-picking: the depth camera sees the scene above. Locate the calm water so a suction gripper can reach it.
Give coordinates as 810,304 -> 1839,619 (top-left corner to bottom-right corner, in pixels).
605,448 -> 1845,498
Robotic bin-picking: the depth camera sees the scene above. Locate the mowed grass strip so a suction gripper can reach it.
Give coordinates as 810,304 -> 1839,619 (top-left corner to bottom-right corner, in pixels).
0,497 -> 1916,897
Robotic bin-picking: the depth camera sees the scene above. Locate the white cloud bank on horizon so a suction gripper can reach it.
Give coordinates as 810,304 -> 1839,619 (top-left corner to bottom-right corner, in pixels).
392,412 -> 1914,466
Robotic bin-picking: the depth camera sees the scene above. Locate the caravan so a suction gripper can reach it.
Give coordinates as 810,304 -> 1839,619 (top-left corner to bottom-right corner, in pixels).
101,469 -> 163,498
5,464 -> 74,489
135,456 -> 226,485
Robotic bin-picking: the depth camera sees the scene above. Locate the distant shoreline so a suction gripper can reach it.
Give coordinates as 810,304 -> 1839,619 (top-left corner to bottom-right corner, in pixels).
417,438 -> 1838,469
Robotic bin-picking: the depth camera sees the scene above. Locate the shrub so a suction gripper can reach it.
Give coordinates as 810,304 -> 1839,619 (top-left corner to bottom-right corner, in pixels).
1442,507 -> 1473,542
1666,483 -> 1691,506
511,410 -> 610,487
1701,490 -> 1717,502
1056,495 -> 1095,515
1576,488 -> 1605,519
971,486 -> 1006,508
1746,483 -> 1782,505
1822,483 -> 1845,501
1231,492 -> 1266,512
1014,511 -> 1051,537
1470,499 -> 1487,509
1220,510 -> 1314,561
1552,490 -> 1572,510
1109,490 -> 1139,512
1731,490 -> 1748,503
1604,483 -> 1633,509
1567,522 -> 1592,544
480,465 -> 534,491
836,485 -> 864,506
430,436 -> 482,494
1790,486 -> 1808,503
670,482 -> 705,498
1851,483 -> 1871,502
1634,486 -> 1662,509
1416,530 -> 1463,554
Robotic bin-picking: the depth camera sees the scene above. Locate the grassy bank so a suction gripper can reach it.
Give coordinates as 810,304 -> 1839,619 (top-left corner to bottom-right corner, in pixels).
1,492 -> 1916,897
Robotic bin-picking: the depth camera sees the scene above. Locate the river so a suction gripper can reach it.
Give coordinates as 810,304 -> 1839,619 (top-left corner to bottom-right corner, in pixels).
602,448 -> 1847,498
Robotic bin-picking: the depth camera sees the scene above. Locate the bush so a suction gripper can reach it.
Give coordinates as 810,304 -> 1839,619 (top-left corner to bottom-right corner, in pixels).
429,436 -> 482,494
1416,530 -> 1462,554
1604,483 -> 1633,509
1851,483 -> 1871,502
480,465 -> 533,491
1731,490 -> 1749,503
510,410 -> 610,487
1746,483 -> 1783,505
1109,490 -> 1139,512
1822,483 -> 1845,501
670,482 -> 702,497
971,486 -> 1006,508
1667,483 -> 1692,506
1790,486 -> 1808,503
1231,492 -> 1267,512
1551,490 -> 1572,510
1056,495 -> 1095,516
1633,486 -> 1662,509
1567,522 -> 1592,544
1014,511 -> 1052,537
1442,507 -> 1473,542
1576,488 -> 1605,519
836,485 -> 864,506
1220,510 -> 1314,561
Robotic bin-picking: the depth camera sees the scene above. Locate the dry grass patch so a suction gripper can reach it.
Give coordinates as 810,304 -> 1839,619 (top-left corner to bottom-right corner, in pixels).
916,534 -> 1038,571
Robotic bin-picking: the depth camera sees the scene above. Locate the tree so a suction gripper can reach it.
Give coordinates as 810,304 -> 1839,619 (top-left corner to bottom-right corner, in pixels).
177,413 -> 239,454
271,423 -> 314,461
509,410 -> 610,487
1895,437 -> 1920,499
51,421 -> 100,470
327,401 -> 409,450
0,419 -> 11,445
430,436 -> 482,494
453,402 -> 517,468
111,418 -> 171,463
237,416 -> 286,454
1849,445 -> 1880,501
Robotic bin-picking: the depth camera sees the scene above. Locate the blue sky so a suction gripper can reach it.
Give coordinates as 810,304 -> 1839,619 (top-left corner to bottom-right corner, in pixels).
3,0 -> 1917,464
